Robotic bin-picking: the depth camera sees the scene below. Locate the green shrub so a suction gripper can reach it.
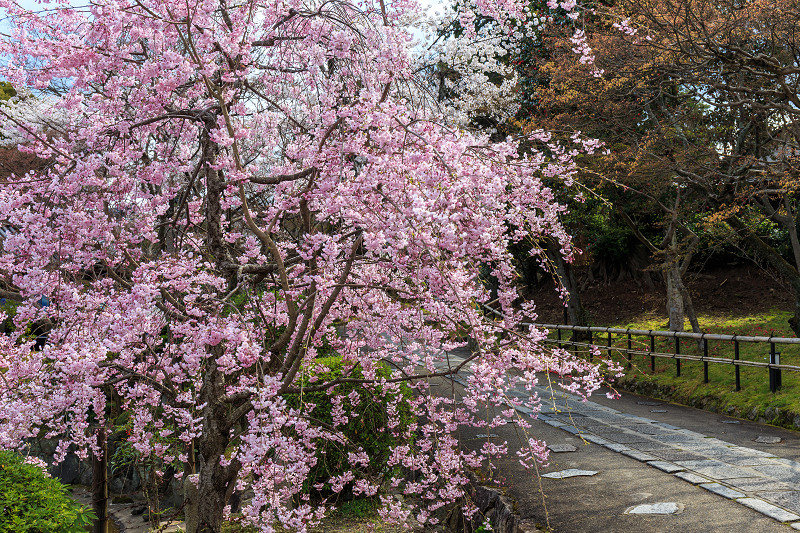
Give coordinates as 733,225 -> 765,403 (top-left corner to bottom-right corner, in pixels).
284,356 -> 414,494
0,450 -> 96,533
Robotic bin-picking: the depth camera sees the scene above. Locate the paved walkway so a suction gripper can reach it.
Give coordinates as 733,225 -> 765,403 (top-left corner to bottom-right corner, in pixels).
439,352 -> 800,532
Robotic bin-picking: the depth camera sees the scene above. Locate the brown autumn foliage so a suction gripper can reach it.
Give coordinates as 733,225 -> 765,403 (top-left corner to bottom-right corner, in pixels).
516,0 -> 800,335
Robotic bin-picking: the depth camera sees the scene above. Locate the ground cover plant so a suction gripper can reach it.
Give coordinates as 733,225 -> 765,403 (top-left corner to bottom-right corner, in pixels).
0,450 -> 96,533
0,0 -> 616,531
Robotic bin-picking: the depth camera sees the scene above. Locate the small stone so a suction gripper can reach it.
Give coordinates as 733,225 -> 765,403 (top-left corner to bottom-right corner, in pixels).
547,444 -> 578,453
651,410 -> 668,413
755,436 -> 782,444
475,433 -> 499,438
637,401 -> 662,406
625,502 -> 682,515
721,420 -> 741,424
541,469 -> 599,479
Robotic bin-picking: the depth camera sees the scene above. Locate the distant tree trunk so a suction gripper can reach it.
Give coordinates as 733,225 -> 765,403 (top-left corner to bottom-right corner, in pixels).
620,207 -> 701,338
546,240 -> 590,341
665,264 -> 684,332
92,426 -> 109,533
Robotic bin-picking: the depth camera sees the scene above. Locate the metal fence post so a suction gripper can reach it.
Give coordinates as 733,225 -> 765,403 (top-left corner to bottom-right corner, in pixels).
675,336 -> 681,377
650,333 -> 655,372
607,331 -> 612,360
703,335 -> 709,384
733,336 -> 740,391
769,340 -> 782,393
627,332 -> 632,370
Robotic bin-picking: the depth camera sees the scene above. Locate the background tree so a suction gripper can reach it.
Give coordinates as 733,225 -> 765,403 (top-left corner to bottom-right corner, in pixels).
597,0 -> 800,335
510,1 -> 724,334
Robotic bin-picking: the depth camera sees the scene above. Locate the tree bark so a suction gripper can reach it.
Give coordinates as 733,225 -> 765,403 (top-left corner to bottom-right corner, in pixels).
192,354 -> 242,533
91,426 -> 109,533
665,264 -> 684,332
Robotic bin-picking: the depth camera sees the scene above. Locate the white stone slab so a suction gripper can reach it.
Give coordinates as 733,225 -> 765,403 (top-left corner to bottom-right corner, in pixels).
648,461 -> 685,473
475,433 -> 499,438
678,429 -> 707,438
581,434 -> 610,446
541,469 -> 599,479
755,436 -> 782,444
625,502 -> 682,515
790,521 -> 800,530
736,498 -> 800,522
675,471 -> 710,484
622,449 -> 659,462
603,442 -> 631,453
548,443 -> 578,453
699,483 -> 745,499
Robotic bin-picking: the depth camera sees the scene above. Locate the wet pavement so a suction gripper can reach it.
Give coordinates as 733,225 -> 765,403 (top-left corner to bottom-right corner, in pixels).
439,351 -> 800,532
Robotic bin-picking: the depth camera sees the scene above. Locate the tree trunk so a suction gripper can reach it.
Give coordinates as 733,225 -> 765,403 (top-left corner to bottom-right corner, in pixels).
546,241 -> 589,341
191,355 -> 241,533
665,265 -> 684,332
91,426 -> 109,533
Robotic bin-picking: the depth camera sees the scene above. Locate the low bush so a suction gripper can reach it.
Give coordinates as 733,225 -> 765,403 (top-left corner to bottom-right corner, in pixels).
284,356 -> 414,495
0,450 -> 96,533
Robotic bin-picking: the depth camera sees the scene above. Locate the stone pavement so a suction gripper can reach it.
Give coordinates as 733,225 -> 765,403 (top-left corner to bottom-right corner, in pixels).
438,351 -> 800,532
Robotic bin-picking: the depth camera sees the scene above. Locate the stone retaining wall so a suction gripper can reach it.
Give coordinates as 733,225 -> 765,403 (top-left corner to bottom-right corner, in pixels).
445,475 -> 543,533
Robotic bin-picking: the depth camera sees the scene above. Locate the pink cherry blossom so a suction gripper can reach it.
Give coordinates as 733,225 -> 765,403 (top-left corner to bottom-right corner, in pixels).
0,0 -> 613,531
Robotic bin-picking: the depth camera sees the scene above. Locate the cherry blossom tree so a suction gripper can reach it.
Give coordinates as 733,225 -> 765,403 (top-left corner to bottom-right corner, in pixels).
0,0 -> 614,531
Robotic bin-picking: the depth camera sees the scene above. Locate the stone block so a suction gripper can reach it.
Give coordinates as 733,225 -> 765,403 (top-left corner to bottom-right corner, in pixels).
647,461 -> 684,473
736,497 -> 800,522
674,471 -> 710,484
699,482 -> 745,499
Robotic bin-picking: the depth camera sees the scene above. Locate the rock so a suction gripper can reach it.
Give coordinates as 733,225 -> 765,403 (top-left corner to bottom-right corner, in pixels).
79,465 -> 93,486
474,486 -> 499,513
51,453 -> 81,485
515,519 -> 543,532
625,502 -> 682,515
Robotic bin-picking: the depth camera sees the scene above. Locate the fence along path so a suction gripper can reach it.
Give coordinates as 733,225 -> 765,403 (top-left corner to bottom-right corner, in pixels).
534,323 -> 800,393
479,305 -> 800,392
